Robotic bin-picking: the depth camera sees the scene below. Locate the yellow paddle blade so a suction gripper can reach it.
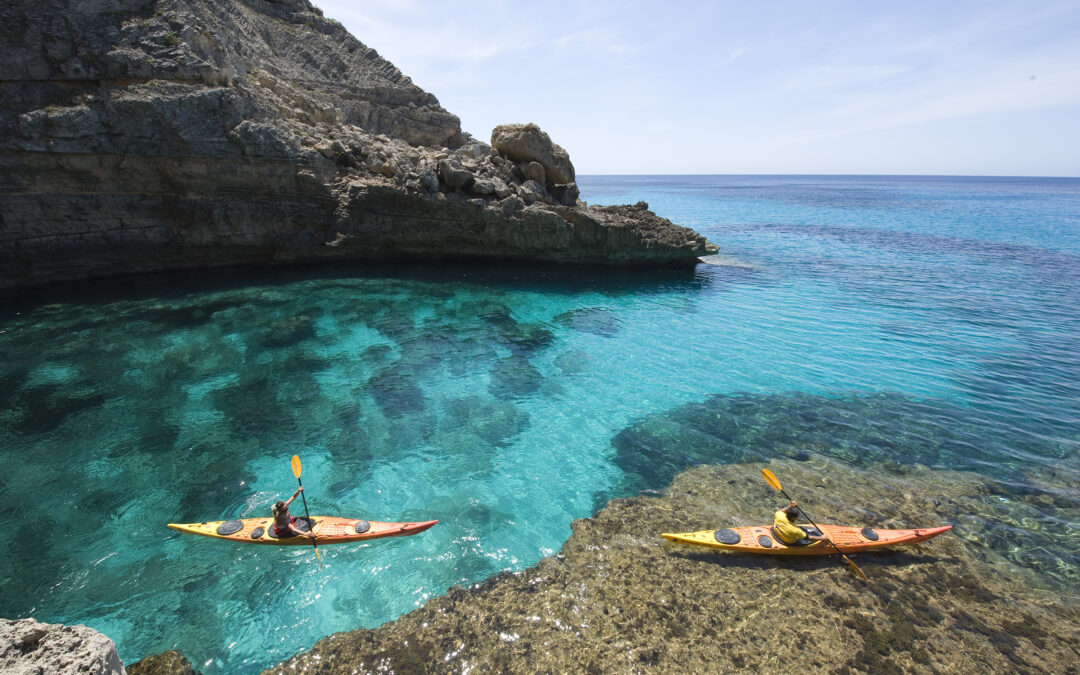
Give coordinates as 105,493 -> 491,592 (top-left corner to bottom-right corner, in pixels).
843,553 -> 868,580
291,454 -> 302,478
761,467 -> 782,491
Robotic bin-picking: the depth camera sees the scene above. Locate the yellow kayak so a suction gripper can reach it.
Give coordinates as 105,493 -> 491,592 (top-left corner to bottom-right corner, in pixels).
661,524 -> 951,555
167,516 -> 438,545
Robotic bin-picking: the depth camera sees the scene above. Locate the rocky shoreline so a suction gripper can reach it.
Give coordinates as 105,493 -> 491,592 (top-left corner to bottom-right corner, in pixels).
9,458 -> 1077,674
1,618 -> 125,674
0,0 -> 716,288
261,459 -> 1080,674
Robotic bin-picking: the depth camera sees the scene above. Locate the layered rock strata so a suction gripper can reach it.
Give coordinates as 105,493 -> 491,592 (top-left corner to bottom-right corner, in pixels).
0,618 -> 126,674
0,0 -> 716,288
264,459 -> 1080,674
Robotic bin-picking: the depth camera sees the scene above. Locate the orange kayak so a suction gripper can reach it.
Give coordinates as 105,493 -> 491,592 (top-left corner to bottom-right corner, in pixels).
167,516 -> 437,545
661,523 -> 951,555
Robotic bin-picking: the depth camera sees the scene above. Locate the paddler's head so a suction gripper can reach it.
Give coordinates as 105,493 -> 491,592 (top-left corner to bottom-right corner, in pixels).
784,504 -> 801,520
273,499 -> 286,515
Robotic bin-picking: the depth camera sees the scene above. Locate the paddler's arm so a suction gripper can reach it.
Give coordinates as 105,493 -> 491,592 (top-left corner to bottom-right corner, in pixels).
288,520 -> 316,539
283,486 -> 303,508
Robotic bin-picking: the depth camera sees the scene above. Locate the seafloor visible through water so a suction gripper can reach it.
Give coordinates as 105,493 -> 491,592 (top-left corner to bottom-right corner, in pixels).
1,175 -> 1078,672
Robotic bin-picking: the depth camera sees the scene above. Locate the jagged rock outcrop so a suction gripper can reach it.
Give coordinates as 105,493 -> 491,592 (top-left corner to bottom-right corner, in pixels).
1,618 -> 126,675
491,123 -> 575,185
0,0 -> 716,288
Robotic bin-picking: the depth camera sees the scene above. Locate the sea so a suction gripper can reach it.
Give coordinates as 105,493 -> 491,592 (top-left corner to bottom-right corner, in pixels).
1,175 -> 1078,672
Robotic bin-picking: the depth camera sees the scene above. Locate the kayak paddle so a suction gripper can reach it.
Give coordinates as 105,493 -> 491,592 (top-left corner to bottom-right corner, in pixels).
291,454 -> 322,568
761,467 -> 868,581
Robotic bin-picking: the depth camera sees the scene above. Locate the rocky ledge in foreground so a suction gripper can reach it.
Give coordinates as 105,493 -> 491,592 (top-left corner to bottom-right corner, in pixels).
1,618 -> 125,674
266,459 -> 1080,674
0,0 -> 716,288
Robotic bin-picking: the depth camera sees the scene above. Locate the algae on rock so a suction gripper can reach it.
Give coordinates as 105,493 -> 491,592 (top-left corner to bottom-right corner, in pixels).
264,460 -> 1080,674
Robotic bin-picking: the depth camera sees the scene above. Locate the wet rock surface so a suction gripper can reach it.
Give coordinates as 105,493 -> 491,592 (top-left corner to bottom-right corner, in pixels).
0,617 -> 126,674
0,0 -> 716,288
611,391 -> 1080,588
127,649 -> 199,674
265,460 -> 1080,674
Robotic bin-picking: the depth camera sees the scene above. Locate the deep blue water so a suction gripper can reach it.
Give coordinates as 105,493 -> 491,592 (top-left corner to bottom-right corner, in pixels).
1,175 -> 1078,672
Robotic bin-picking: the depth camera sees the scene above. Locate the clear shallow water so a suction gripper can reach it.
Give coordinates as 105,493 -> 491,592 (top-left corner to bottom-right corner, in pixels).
1,175 -> 1078,672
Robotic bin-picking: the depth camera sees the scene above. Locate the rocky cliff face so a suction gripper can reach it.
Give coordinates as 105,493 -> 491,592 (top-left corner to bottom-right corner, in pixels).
0,0 -> 716,288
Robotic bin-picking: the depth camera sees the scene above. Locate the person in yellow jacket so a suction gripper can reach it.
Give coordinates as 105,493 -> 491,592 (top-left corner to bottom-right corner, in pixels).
773,501 -> 830,546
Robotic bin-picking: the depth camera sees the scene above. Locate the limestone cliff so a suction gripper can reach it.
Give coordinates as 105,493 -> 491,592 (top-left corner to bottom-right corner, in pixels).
0,0 -> 716,288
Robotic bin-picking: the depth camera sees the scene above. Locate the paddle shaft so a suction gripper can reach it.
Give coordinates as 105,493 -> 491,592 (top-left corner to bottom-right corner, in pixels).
295,475 -> 321,561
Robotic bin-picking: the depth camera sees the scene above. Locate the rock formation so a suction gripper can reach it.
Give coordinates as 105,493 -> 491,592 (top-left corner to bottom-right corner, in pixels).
0,618 -> 126,674
127,649 -> 199,674
0,0 -> 716,288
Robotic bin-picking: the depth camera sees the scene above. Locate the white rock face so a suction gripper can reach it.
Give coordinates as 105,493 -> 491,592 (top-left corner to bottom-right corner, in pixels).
0,618 -> 126,675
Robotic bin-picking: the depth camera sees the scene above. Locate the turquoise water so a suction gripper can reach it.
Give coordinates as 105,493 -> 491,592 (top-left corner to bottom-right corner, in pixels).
1,175 -> 1078,671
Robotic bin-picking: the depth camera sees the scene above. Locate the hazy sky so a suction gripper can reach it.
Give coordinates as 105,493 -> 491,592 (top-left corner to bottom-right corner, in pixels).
315,1 -> 1080,176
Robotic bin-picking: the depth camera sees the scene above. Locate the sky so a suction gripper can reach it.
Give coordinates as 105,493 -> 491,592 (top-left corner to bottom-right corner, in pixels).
314,1 -> 1080,176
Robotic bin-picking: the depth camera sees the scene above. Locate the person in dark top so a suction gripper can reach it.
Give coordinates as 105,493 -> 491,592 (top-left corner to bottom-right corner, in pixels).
272,486 -> 314,538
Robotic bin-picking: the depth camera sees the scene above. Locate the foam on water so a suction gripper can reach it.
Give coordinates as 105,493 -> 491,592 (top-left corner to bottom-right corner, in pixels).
1,175 -> 1078,672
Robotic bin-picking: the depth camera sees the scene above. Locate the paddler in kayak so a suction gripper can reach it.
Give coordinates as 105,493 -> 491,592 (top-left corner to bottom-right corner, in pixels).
272,486 -> 315,539
773,501 -> 830,546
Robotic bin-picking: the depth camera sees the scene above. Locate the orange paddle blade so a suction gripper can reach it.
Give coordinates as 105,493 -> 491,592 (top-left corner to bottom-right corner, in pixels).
291,454 -> 301,478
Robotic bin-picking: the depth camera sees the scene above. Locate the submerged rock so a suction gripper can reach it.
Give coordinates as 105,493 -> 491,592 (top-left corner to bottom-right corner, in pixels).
0,618 -> 125,674
554,307 -> 619,337
442,396 -> 530,446
488,356 -> 544,399
265,460 -> 1080,674
611,390 -> 1080,587
0,1 -> 716,288
127,649 -> 199,674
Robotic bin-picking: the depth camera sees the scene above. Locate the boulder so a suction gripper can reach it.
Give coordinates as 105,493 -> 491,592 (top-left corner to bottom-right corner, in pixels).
437,159 -> 475,191
471,177 -> 496,195
498,195 -> 525,217
491,123 -> 575,185
0,618 -> 125,675
457,140 -> 492,160
519,161 -> 546,185
551,182 -> 580,207
418,167 -> 440,194
517,179 -> 548,205
492,177 -> 513,199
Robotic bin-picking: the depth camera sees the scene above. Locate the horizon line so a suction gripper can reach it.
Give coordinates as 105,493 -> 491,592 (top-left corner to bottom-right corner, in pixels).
575,173 -> 1080,179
